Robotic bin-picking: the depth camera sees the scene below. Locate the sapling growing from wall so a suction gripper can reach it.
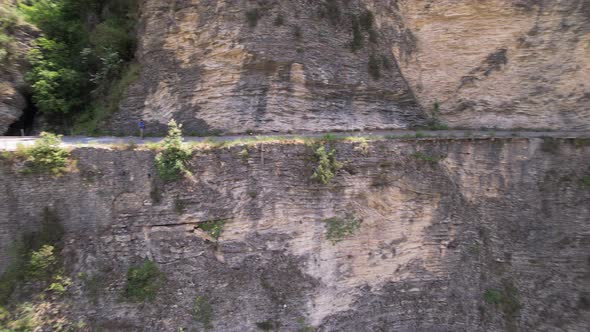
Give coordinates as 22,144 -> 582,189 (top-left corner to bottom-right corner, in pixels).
311,146 -> 342,185
155,120 -> 191,182
123,260 -> 163,302
16,132 -> 70,175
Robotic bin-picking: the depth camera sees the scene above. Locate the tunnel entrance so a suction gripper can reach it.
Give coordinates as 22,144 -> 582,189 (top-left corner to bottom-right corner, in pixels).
5,93 -> 38,136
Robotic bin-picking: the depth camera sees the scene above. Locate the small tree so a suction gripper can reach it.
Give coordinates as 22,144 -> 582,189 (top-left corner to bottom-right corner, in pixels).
19,132 -> 69,175
427,101 -> 448,130
123,260 -> 163,302
154,120 -> 191,182
311,146 -> 342,185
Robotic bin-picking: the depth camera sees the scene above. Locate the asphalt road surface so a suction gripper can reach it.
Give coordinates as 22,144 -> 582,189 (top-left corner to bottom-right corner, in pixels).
0,130 -> 588,151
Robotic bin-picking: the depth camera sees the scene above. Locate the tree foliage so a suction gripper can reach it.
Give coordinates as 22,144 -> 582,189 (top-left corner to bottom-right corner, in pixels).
155,120 -> 191,182
18,0 -> 137,122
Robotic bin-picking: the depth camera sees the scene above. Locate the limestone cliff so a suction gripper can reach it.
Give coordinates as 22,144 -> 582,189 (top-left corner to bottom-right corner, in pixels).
394,0 -> 590,130
109,0 -> 428,134
1,137 -> 589,331
107,0 -> 590,134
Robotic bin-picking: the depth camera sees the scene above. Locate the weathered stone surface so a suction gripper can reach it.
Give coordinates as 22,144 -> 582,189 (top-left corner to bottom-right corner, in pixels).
105,0 -> 590,133
1,138 -> 588,331
109,0 -> 428,135
395,0 -> 590,130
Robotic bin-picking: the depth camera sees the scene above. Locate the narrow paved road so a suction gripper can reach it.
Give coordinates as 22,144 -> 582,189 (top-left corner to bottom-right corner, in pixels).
0,130 -> 588,151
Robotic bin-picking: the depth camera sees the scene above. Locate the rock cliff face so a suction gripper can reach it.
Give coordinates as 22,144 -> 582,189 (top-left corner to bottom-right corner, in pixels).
109,0 -> 429,134
1,138 -> 589,331
395,0 -> 590,130
107,0 -> 590,134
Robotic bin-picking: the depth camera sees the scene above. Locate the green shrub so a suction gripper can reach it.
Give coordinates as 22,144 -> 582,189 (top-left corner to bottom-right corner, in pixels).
197,220 -> 225,240
155,120 -> 191,182
323,214 -> 361,244
311,146 -> 342,185
573,138 -> 590,148
368,54 -> 381,80
246,9 -> 261,27
320,0 -> 341,24
426,102 -> 449,130
359,10 -> 374,31
274,13 -> 284,26
256,320 -> 278,331
0,3 -> 20,68
18,132 -> 69,175
541,137 -> 560,153
483,284 -> 521,320
174,198 -> 186,214
193,296 -> 212,328
484,289 -> 502,304
0,207 -> 64,304
81,273 -> 102,304
350,19 -> 363,51
580,176 -> 590,187
26,245 -> 58,280
296,317 -> 315,332
123,260 -> 163,302
411,152 -> 444,164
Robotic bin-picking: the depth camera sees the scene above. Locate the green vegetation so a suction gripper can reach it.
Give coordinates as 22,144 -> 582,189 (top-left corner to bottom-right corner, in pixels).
80,273 -> 102,304
368,54 -> 381,80
573,138 -> 590,148
73,62 -> 140,135
15,132 -> 70,175
174,197 -> 186,214
197,220 -> 225,240
320,0 -> 341,24
425,102 -> 449,130
256,320 -> 278,331
0,303 -> 39,331
323,214 -> 361,244
353,137 -> 370,155
541,137 -> 560,153
483,283 -> 521,322
123,260 -> 163,302
193,296 -> 212,328
0,207 -> 65,305
155,120 -> 191,182
274,13 -> 284,26
0,3 -> 21,69
296,317 -> 316,332
411,152 -> 445,164
311,146 -> 342,184
350,18 -> 364,51
17,0 -> 138,130
293,26 -> 302,40
580,175 -> 590,187
350,10 -> 377,51
484,289 -> 502,304
246,8 -> 261,27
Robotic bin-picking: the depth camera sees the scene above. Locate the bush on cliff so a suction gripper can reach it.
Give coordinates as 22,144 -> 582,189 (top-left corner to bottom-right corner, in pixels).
123,260 -> 163,302
311,145 -> 342,185
17,132 -> 70,175
155,120 -> 191,182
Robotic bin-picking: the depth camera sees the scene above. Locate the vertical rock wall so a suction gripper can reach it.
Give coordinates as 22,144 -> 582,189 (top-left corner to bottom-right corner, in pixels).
394,0 -> 590,130
1,138 -> 589,331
